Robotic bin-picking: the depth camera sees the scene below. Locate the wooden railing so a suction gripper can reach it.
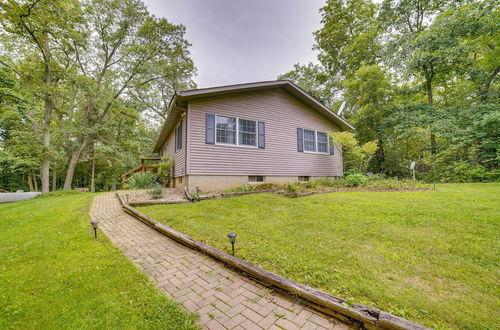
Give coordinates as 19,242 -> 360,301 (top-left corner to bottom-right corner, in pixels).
121,157 -> 161,185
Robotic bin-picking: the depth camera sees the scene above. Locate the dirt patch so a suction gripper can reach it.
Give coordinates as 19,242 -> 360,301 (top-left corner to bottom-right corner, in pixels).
123,188 -> 187,204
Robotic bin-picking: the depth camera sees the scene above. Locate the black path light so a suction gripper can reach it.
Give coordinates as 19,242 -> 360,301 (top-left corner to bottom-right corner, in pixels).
91,221 -> 100,239
227,232 -> 237,255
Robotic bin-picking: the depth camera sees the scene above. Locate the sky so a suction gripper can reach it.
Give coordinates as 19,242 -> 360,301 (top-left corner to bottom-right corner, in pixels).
142,0 -> 324,88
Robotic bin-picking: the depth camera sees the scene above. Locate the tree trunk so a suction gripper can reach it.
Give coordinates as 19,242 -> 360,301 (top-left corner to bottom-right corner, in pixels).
28,172 -> 34,192
63,142 -> 87,190
34,175 -> 38,192
480,67 -> 498,101
52,165 -> 57,191
90,142 -> 96,193
425,71 -> 436,155
40,40 -> 53,194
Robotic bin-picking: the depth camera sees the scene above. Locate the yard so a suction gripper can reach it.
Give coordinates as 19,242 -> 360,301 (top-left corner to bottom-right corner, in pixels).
139,183 -> 500,329
0,192 -> 197,329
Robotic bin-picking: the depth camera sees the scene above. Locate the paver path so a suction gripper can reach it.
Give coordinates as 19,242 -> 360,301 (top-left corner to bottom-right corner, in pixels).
90,193 -> 351,330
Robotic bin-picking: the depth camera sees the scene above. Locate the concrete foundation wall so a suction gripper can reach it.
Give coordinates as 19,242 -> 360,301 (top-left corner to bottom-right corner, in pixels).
173,176 -> 186,191
187,175 -> 338,192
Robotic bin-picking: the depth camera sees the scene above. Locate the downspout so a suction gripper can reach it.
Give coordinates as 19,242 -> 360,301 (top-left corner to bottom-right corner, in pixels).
184,102 -> 189,192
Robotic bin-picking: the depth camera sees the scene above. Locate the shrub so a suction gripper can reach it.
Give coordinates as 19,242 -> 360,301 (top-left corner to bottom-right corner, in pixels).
345,173 -> 368,187
254,183 -> 279,190
284,183 -> 298,198
157,154 -> 174,186
148,185 -> 163,199
225,184 -> 255,192
126,172 -> 158,189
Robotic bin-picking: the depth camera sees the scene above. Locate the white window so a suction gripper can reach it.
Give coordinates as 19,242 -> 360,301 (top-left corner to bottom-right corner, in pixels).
175,120 -> 183,152
215,115 -> 257,147
216,116 -> 237,145
303,129 -> 316,152
303,129 -> 329,154
317,132 -> 329,153
238,119 -> 257,146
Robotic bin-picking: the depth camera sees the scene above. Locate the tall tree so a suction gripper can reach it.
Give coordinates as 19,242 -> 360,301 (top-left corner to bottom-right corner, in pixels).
314,0 -> 381,83
61,0 -> 195,190
0,0 -> 83,193
278,63 -> 337,107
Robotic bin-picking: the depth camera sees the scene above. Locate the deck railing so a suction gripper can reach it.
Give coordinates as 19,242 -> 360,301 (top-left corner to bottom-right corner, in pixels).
121,157 -> 161,185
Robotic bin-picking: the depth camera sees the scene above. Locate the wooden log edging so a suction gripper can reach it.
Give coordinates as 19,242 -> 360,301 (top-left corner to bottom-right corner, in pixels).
115,192 -> 430,330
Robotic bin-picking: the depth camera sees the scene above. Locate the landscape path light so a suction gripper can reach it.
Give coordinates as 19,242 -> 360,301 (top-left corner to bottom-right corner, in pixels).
227,232 -> 237,256
91,221 -> 100,239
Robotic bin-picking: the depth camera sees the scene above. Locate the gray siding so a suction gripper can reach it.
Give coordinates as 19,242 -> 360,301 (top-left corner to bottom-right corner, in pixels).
187,89 -> 343,176
163,115 -> 186,177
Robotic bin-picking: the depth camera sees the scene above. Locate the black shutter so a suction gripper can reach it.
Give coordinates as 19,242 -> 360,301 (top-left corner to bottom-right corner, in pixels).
297,128 -> 303,152
258,121 -> 265,149
329,136 -> 335,155
206,113 -> 215,144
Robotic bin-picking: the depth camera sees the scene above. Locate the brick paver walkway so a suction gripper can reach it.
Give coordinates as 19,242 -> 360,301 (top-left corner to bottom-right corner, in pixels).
90,193 -> 351,330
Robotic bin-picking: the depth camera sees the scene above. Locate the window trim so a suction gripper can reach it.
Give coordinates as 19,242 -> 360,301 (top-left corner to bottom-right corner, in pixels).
302,129 -> 330,154
215,114 -> 258,148
175,120 -> 183,153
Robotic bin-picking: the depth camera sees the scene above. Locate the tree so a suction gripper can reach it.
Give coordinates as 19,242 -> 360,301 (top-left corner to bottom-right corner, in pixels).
342,65 -> 393,171
278,63 -> 337,107
330,131 -> 379,173
0,0 -> 84,193
314,0 -> 381,83
61,0 -> 195,190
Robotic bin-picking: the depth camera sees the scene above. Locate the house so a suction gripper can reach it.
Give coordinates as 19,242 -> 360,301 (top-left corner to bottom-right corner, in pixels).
153,80 -> 354,192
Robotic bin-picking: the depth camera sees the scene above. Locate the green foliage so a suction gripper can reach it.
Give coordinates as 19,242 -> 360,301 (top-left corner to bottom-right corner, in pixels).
284,183 -> 298,198
140,183 -> 500,329
0,192 -> 197,328
157,154 -> 174,186
126,172 -> 158,189
148,185 -> 163,200
224,184 -> 256,192
35,190 -> 84,199
0,0 -> 196,192
253,183 -> 279,190
330,132 -> 379,173
345,173 -> 369,186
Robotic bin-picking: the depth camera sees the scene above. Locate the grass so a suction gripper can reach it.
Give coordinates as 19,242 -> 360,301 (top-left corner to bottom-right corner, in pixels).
0,192 -> 197,329
139,183 -> 500,329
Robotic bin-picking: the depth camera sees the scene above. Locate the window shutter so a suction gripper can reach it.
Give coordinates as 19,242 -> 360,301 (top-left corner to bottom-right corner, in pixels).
206,113 -> 215,144
297,128 -> 303,152
329,136 -> 335,155
258,121 -> 265,149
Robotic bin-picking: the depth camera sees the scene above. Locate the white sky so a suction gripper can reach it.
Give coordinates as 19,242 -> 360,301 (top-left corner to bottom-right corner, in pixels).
142,0 -> 324,88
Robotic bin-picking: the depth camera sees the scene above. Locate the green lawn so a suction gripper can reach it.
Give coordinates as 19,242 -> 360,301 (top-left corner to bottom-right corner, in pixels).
0,192 -> 197,329
139,183 -> 500,329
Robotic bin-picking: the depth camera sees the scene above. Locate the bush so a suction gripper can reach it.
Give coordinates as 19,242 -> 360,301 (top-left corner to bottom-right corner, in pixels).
346,173 -> 368,187
253,183 -> 279,190
284,183 -> 298,198
126,172 -> 158,189
225,184 -> 255,192
148,185 -> 163,199
157,154 -> 174,186
426,161 -> 499,183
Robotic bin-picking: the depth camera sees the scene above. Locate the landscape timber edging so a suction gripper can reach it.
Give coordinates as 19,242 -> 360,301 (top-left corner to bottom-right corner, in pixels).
115,192 -> 430,330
